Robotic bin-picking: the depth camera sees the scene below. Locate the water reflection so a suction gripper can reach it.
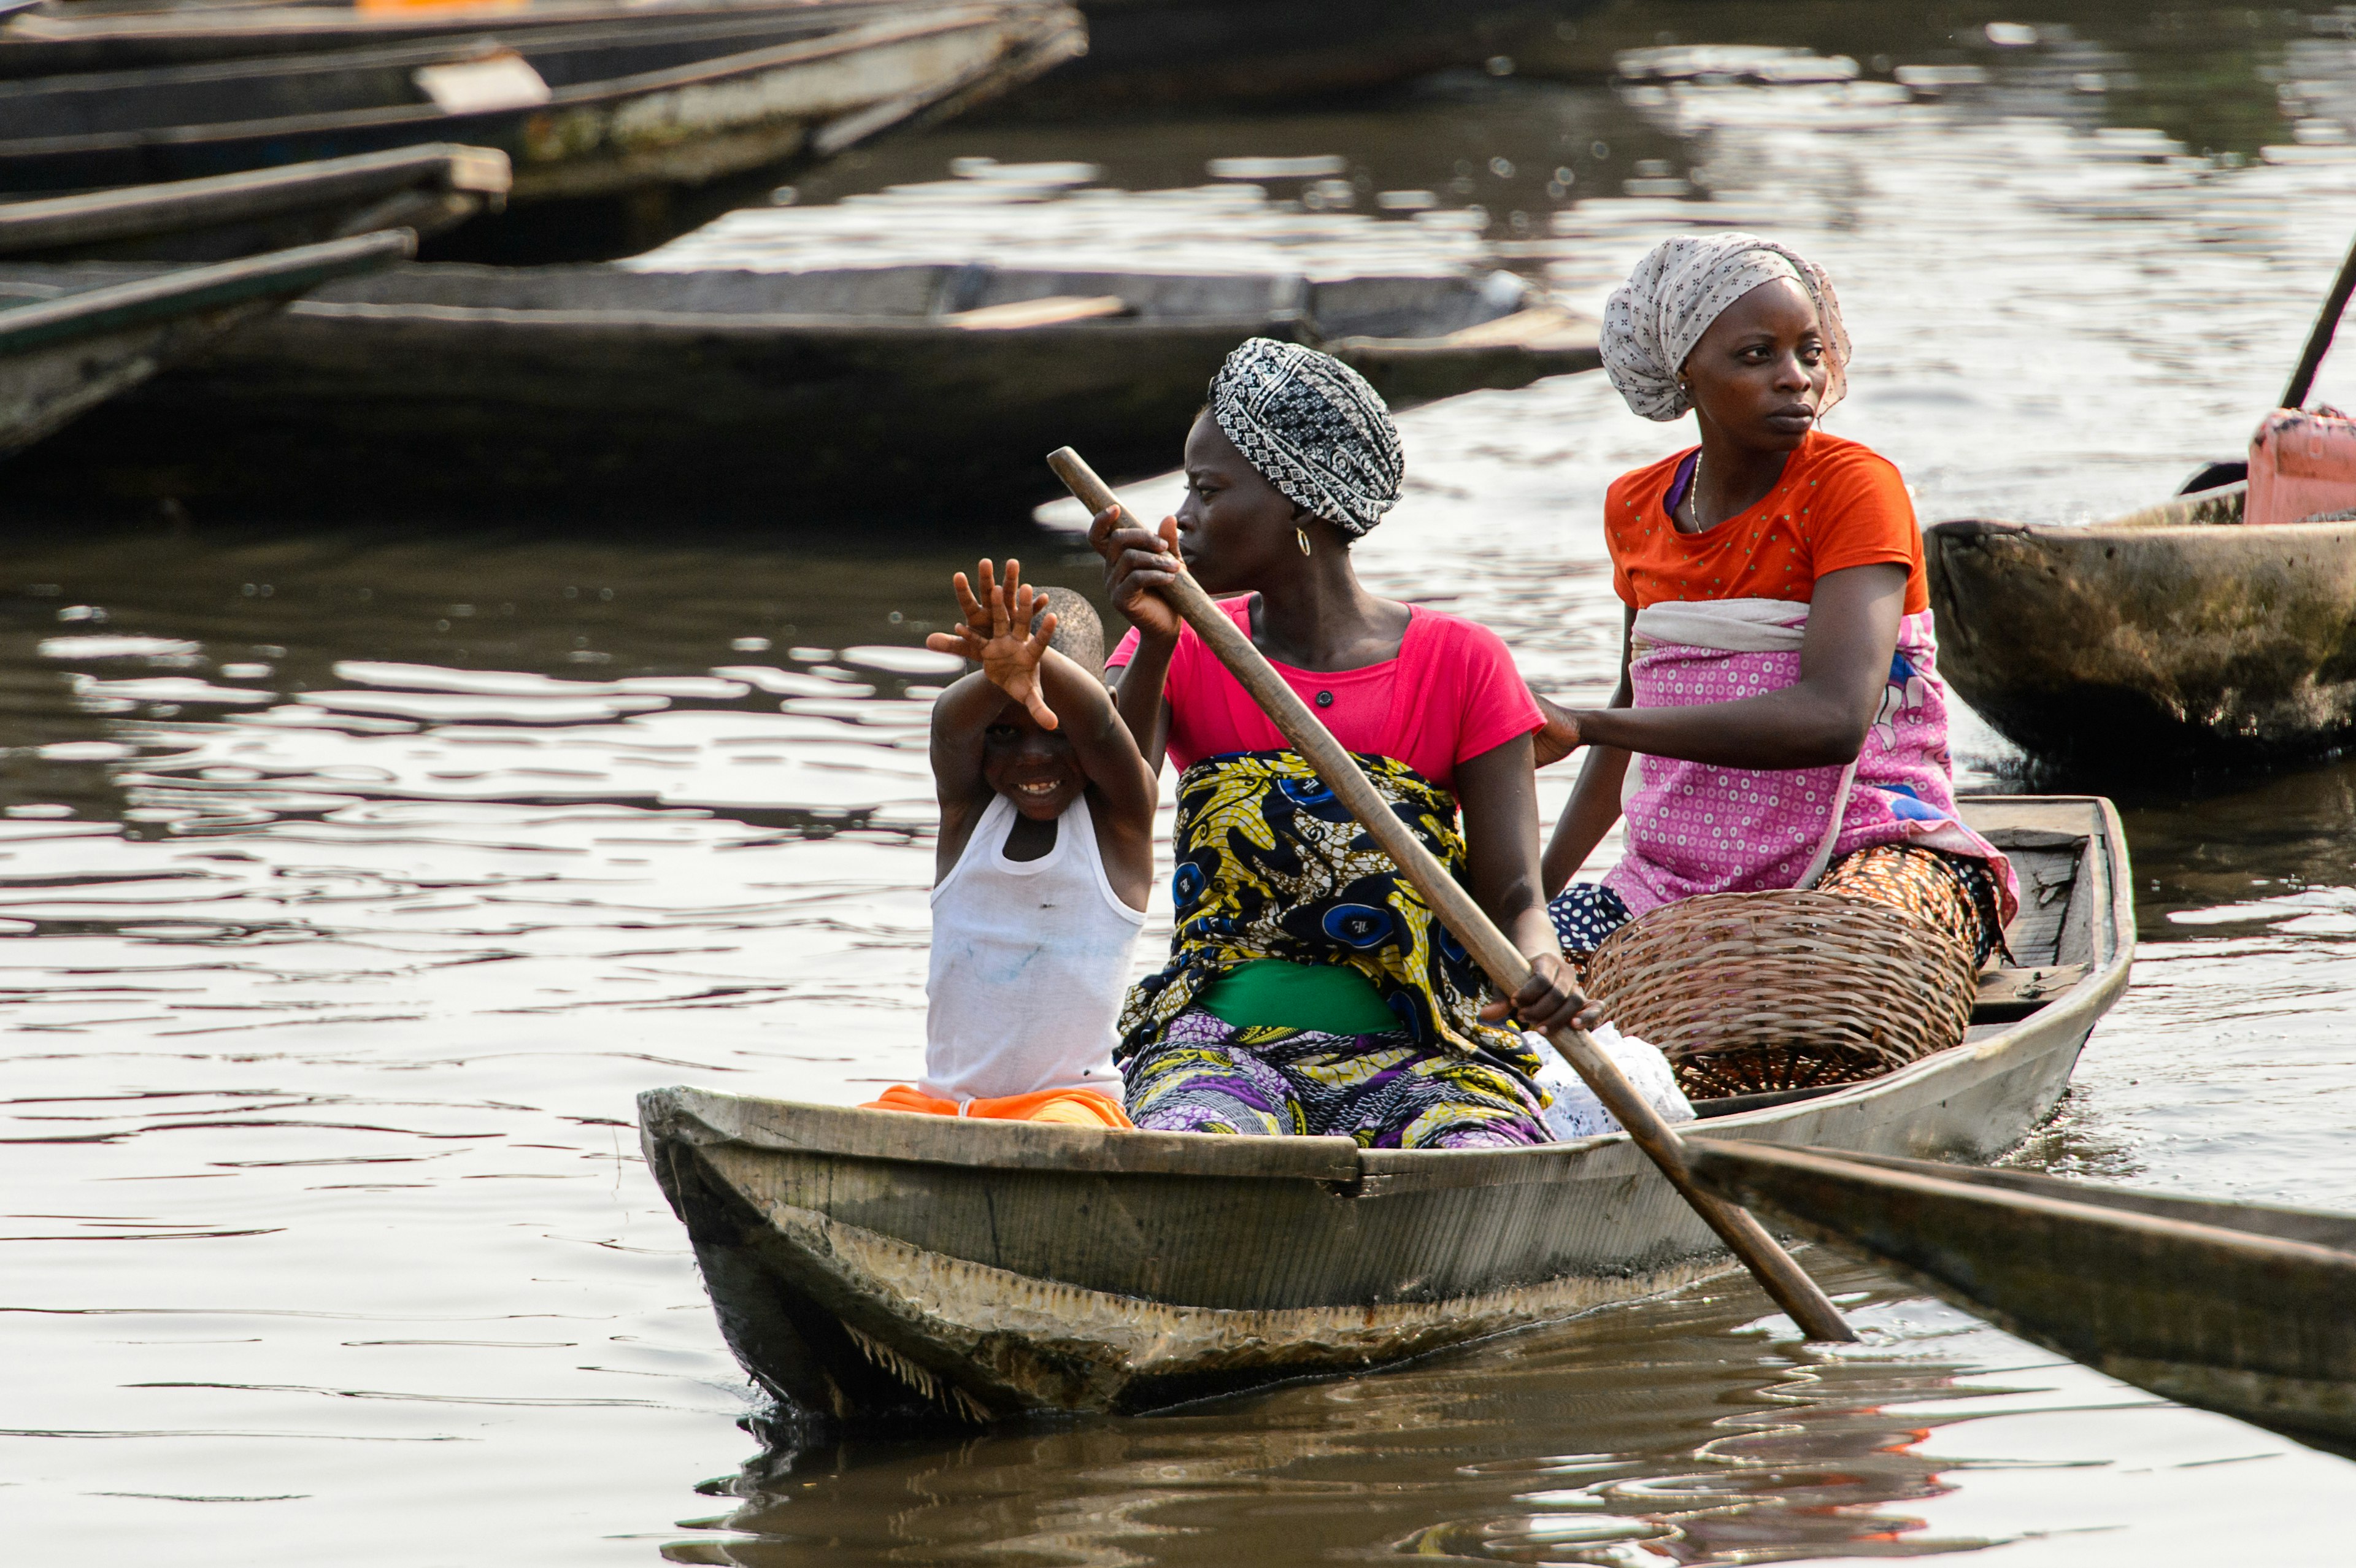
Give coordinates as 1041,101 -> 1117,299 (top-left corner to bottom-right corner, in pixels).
10,2 -> 2356,1562
672,1270 -> 2319,1566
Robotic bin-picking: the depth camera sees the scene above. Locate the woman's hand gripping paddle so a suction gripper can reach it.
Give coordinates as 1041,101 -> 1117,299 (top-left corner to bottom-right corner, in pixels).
1049,446 -> 1857,1344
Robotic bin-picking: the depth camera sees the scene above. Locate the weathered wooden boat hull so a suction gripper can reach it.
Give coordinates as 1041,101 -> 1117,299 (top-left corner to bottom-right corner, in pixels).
641,796 -> 2132,1424
1684,1142 -> 2356,1452
0,0 -> 1573,107
0,261 -> 1598,519
1926,484 -> 2356,764
0,3 -> 1084,263
0,226 -> 408,456
0,145 -> 510,263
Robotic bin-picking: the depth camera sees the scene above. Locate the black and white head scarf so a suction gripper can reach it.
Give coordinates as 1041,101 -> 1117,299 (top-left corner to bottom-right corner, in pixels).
1208,337 -> 1403,539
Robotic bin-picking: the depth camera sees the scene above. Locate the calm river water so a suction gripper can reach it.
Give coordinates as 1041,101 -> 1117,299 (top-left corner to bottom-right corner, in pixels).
9,3 -> 2356,1561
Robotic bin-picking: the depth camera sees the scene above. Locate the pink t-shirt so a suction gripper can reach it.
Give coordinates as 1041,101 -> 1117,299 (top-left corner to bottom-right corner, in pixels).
1106,598 -> 1542,794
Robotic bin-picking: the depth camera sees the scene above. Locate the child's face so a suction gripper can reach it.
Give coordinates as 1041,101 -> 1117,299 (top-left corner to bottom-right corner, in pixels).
980,698 -> 1086,820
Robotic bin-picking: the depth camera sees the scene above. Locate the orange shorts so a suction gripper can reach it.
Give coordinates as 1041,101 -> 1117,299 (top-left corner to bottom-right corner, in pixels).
860,1083 -> 1134,1129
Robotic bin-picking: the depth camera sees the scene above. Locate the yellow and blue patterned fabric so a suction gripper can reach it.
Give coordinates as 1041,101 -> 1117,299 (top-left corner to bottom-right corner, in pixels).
1116,748 -> 1539,1067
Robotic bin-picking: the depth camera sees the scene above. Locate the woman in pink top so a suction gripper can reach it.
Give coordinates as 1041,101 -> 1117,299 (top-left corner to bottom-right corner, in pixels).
1090,337 -> 1596,1149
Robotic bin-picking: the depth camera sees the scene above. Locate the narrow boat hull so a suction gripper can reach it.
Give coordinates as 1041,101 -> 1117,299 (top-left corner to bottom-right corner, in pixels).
642,797 -> 2132,1423
0,262 -> 1597,519
1926,487 -> 2356,763
1685,1143 -> 2356,1452
0,145 -> 510,263
0,227 -> 409,455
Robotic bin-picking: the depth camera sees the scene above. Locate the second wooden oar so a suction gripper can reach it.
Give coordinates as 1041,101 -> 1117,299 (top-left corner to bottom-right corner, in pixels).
1050,445 -> 1857,1343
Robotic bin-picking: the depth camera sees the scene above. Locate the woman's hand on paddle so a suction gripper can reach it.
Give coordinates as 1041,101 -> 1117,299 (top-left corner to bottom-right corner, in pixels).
925,560 -> 1060,729
1530,689 -> 1584,768
1481,950 -> 1604,1034
1090,505 -> 1185,642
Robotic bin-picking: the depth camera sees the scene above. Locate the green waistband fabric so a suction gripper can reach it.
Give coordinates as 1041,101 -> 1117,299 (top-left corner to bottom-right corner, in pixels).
1196,959 -> 1399,1035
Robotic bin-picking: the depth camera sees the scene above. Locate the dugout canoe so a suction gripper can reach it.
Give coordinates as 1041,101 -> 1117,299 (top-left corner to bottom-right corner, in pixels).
0,145 -> 509,262
0,259 -> 1598,518
1925,481 -> 2356,765
0,225 -> 407,456
639,794 -> 2131,1426
1684,1142 -> 2356,1453
0,0 -> 1568,108
0,2 -> 1085,262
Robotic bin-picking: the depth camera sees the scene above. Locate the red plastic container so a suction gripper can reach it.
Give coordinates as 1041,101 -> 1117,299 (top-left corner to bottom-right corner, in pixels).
2246,407 -> 2356,526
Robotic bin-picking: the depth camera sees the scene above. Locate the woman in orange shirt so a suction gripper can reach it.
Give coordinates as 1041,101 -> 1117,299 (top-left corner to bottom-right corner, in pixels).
1536,234 -> 2017,967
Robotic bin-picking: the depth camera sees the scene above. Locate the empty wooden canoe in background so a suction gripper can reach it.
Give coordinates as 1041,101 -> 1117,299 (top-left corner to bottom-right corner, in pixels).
0,144 -> 510,261
1684,1141 -> 2356,1455
1926,483 -> 2356,767
639,796 -> 2131,1427
0,261 -> 1598,519
0,0 -> 1565,109
0,1 -> 1085,261
0,225 -> 409,456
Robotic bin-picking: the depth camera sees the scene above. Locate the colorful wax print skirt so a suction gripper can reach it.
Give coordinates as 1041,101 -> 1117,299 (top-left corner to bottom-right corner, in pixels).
1117,748 -> 1534,1064
1123,1006 -> 1550,1149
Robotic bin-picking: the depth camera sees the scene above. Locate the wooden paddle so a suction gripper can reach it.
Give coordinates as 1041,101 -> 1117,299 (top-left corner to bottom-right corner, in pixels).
1049,447 -> 1857,1343
2282,225 -> 2356,412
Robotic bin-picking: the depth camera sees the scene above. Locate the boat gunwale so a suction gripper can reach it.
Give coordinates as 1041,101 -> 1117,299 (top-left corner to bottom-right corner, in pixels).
646,794 -> 2129,1189
1686,1140 -> 2356,1276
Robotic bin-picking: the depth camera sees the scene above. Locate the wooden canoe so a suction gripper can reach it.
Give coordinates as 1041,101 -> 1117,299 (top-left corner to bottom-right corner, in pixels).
0,225 -> 408,456
1683,1141 -> 2356,1453
0,145 -> 510,262
0,0 -> 1567,109
0,2 -> 1085,262
0,260 -> 1598,518
1926,482 -> 2356,764
638,795 -> 2132,1426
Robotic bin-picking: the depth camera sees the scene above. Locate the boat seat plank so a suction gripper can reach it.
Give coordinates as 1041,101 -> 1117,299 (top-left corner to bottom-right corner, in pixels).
1973,962 -> 2089,1022
944,294 -> 1129,330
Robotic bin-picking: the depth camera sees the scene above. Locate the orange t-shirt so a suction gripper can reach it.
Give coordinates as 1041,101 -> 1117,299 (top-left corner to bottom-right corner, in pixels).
1604,432 -> 1928,615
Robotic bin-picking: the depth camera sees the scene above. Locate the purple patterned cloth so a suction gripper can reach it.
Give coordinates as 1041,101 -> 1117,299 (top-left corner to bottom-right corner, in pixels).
1122,1007 -> 1550,1149
1600,600 -> 2019,924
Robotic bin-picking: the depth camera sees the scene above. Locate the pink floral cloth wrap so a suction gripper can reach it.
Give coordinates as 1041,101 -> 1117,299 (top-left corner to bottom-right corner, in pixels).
1600,598 -> 2019,925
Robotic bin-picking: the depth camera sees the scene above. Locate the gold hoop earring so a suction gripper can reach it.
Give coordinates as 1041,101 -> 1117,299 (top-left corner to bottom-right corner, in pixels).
1296,527 -> 1312,556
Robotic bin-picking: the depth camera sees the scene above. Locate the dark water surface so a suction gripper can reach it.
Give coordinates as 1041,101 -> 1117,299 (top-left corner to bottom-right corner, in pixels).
10,2 -> 2356,1561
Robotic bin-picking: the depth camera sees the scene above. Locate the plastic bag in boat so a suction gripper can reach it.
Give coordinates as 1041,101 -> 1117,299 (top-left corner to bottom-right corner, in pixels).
1526,1023 -> 1696,1142
2247,406 -> 2356,526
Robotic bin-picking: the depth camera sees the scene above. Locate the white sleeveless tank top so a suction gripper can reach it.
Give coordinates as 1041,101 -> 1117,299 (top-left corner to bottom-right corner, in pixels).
923,791 -> 1145,1103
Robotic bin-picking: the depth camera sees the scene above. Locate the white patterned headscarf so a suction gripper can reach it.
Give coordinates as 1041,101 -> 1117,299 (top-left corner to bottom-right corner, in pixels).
1601,233 -> 1849,421
1208,337 -> 1403,539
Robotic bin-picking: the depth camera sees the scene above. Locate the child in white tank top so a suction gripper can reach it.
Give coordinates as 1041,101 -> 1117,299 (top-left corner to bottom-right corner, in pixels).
863,560 -> 1157,1128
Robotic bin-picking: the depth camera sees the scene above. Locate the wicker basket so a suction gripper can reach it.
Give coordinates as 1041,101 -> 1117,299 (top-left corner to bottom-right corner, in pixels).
1584,890 -> 1977,1099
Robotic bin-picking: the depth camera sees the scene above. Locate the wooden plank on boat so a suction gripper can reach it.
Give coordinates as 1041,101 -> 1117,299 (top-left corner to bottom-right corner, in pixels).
1684,1140 -> 2356,1449
636,794 -> 2138,1424
945,293 -> 1129,329
1973,963 -> 2089,1022
0,146 -> 511,263
0,227 -> 412,456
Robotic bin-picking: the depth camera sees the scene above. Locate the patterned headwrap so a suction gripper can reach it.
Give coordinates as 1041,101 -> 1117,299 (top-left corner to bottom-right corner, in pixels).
1208,337 -> 1403,539
1600,233 -> 1849,421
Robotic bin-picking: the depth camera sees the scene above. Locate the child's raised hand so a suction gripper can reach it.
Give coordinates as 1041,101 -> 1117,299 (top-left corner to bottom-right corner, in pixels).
924,559 -> 1059,729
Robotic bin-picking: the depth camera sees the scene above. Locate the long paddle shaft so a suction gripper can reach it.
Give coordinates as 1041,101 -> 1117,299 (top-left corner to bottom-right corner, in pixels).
1051,448 -> 1857,1343
2283,225 -> 2356,411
